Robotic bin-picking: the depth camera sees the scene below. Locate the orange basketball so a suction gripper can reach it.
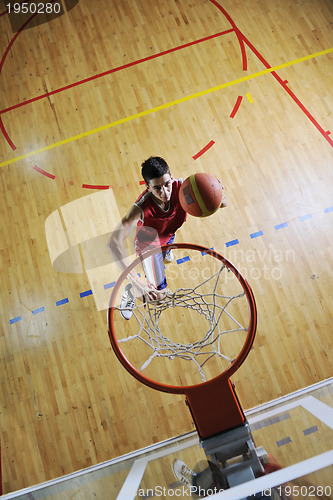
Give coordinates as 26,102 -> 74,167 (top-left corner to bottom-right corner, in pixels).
179,173 -> 223,217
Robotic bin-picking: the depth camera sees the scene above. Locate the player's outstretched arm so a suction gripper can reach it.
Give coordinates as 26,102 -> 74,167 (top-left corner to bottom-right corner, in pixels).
107,205 -> 160,299
107,204 -> 140,264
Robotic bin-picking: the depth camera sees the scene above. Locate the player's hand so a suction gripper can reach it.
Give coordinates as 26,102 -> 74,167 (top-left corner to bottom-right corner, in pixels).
220,193 -> 227,208
132,280 -> 161,301
144,282 -> 164,301
217,181 -> 227,208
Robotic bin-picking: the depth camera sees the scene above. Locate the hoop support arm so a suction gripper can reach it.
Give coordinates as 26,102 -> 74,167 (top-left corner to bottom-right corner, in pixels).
185,378 -> 245,440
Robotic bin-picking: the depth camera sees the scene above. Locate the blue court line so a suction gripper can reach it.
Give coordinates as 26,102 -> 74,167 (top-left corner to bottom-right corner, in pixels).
104,281 -> 116,289
275,222 -> 288,230
250,230 -> 264,239
176,256 -> 190,264
56,298 -> 69,306
277,436 -> 292,447
8,203 -> 333,325
201,247 -> 214,255
299,214 -> 312,222
226,239 -> 239,247
104,273 -> 141,290
10,315 -> 22,324
32,306 -> 45,315
250,413 -> 290,431
303,425 -> 318,436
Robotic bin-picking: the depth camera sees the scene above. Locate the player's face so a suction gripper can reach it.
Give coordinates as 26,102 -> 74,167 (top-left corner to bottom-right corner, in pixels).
147,174 -> 173,204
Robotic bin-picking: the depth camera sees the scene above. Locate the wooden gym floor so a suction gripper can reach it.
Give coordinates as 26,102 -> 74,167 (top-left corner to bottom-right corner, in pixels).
0,0 -> 332,494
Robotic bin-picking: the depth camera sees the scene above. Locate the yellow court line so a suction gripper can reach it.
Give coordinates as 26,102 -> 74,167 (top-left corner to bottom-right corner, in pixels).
1,47 -> 332,169
246,92 -> 254,103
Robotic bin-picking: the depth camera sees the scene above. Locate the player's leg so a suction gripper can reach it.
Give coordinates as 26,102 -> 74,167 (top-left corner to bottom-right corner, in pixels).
141,250 -> 167,290
119,234 -> 175,319
141,234 -> 176,288
164,234 -> 175,262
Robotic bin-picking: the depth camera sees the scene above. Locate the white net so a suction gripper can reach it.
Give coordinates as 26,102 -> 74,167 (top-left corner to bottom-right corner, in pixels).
115,264 -> 249,383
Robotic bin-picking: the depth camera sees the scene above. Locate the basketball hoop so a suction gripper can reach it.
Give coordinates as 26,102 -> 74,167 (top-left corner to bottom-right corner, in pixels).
108,243 -> 257,439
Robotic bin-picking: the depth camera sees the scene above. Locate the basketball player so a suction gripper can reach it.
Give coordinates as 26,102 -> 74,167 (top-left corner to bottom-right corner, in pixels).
107,156 -> 226,319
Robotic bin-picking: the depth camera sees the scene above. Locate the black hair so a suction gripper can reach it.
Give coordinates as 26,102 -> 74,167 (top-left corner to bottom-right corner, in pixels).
141,156 -> 170,185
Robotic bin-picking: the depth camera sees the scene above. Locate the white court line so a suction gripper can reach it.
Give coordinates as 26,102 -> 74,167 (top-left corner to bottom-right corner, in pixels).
247,399 -> 304,425
301,396 -> 333,430
119,449 -> 333,500
247,395 -> 333,428
209,450 -> 333,499
117,392 -> 333,499
116,459 -> 149,500
2,383 -> 331,499
116,435 -> 200,500
245,377 -> 332,417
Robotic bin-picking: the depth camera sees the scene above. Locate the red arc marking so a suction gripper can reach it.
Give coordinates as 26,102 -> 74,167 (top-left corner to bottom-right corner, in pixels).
33,165 -> 55,179
230,96 -> 243,118
193,140 -> 215,160
82,184 -> 109,190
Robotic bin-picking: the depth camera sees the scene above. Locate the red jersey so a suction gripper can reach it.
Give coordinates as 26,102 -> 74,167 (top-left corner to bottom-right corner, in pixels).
134,179 -> 187,253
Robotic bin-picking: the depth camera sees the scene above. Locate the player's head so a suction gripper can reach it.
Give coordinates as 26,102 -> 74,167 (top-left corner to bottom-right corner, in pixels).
141,156 -> 171,185
141,157 -> 173,203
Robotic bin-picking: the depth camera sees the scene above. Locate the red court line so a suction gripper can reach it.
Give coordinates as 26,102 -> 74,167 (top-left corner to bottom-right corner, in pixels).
2,1 -> 332,156
0,0 -> 58,74
240,34 -> 333,148
210,0 -> 333,148
0,12 -> 33,150
0,116 -> 16,150
82,184 -> 109,190
230,96 -> 243,118
0,9 -> 8,17
193,140 -> 215,160
0,29 -> 234,116
33,165 -> 55,179
209,0 -> 248,71
0,0 -> 59,149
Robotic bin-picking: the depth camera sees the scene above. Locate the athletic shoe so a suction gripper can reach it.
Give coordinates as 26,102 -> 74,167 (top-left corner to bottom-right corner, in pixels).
172,459 -> 197,490
120,283 -> 134,320
164,249 -> 174,262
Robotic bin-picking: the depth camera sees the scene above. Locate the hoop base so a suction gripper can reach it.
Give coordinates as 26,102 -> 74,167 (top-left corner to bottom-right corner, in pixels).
199,422 -> 266,491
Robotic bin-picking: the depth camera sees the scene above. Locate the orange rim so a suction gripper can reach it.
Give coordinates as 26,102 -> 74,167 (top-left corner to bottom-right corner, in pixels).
107,243 -> 257,395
